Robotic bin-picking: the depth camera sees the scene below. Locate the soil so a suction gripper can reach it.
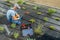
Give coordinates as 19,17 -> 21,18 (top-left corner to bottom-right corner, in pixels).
0,1 -> 60,40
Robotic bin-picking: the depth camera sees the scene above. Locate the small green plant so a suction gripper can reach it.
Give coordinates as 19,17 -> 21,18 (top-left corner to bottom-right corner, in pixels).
5,0 -> 12,7
23,2 -> 26,4
49,25 -> 56,30
0,27 -> 4,31
7,4 -> 11,7
48,8 -> 56,15
17,0 -> 24,4
37,12 -> 42,15
38,6 -> 44,9
11,23 -> 16,28
21,7 -> 26,10
23,2 -> 29,5
54,17 -> 60,21
13,32 -> 19,39
33,6 -> 38,10
34,24 -> 44,35
43,17 -> 48,22
5,0 -> 10,3
29,19 -> 36,23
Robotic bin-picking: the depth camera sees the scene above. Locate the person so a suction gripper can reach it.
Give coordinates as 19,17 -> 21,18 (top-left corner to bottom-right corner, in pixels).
6,3 -> 22,25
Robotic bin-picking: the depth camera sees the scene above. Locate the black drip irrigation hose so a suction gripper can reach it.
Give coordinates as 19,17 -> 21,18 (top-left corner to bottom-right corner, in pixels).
22,16 -> 60,34
0,3 -> 60,27
0,6 -> 9,10
0,2 -> 60,26
30,13 -> 60,24
0,2 -> 10,8
22,14 -> 60,33
40,11 -> 60,18
28,14 -> 60,26
0,1 -> 60,37
0,2 -> 12,6
1,1 -> 60,19
0,15 -> 60,33
0,10 -> 6,14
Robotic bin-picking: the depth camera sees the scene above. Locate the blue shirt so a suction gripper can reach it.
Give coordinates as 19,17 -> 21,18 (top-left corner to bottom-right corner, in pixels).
6,9 -> 17,20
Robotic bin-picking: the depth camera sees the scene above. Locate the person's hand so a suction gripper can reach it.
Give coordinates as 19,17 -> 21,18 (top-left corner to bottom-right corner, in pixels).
17,18 -> 20,20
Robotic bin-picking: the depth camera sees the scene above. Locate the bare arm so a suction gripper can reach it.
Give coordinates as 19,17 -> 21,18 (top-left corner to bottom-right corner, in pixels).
12,13 -> 20,20
12,16 -> 18,20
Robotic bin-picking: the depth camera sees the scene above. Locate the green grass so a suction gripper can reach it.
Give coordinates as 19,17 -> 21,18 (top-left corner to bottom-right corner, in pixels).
11,23 -> 16,28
